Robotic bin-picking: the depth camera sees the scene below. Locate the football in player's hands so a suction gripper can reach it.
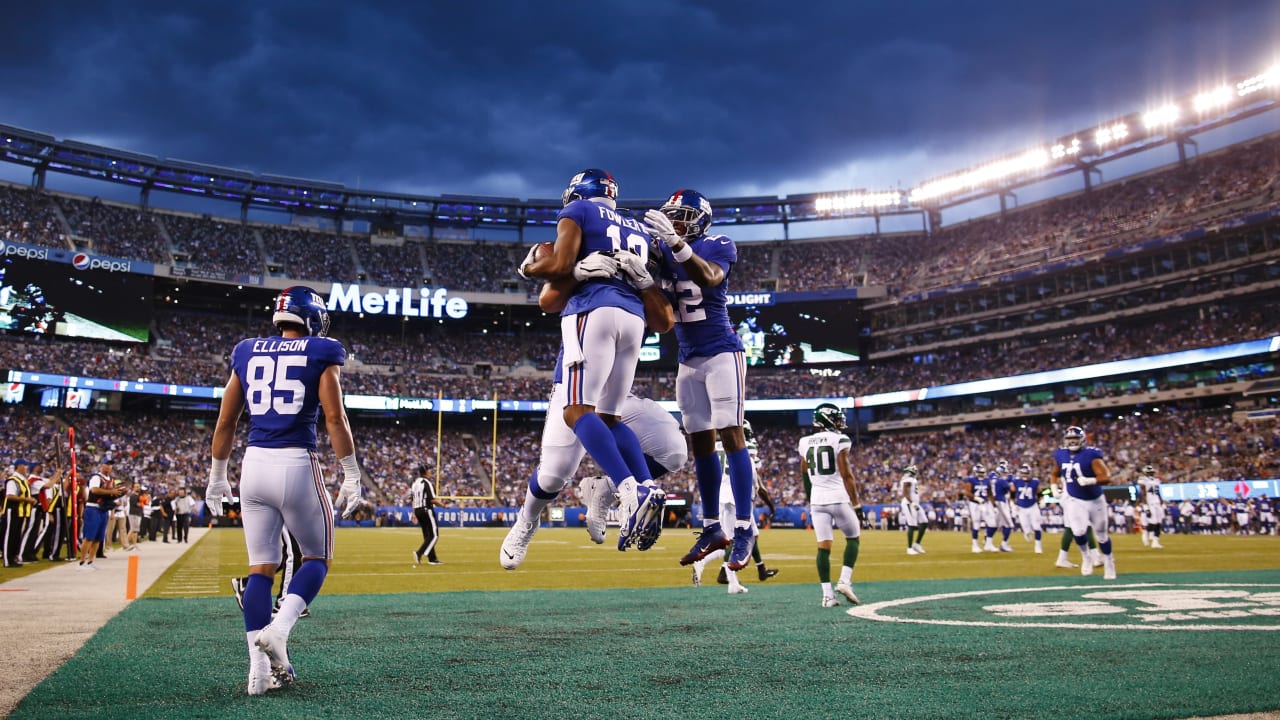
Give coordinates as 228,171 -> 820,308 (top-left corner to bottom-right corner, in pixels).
518,242 -> 555,279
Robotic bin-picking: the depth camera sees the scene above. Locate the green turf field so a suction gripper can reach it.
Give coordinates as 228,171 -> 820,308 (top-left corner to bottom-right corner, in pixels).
14,528 -> 1280,719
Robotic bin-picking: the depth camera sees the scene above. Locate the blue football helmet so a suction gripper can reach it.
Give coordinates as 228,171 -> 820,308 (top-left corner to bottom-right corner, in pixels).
272,286 -> 330,337
1018,464 -> 1032,476
996,460 -> 1010,474
561,169 -> 618,207
660,189 -> 713,240
812,403 -> 846,431
1063,426 -> 1086,451
972,463 -> 986,476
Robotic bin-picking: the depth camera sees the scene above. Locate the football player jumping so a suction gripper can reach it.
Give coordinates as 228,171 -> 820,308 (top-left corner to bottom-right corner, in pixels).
500,256 -> 680,569
519,169 -> 667,552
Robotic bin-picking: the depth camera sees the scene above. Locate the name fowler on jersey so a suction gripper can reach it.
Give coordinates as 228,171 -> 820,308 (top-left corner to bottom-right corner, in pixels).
592,204 -> 647,235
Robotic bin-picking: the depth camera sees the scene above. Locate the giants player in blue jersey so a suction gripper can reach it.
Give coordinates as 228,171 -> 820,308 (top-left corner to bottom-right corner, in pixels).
500,267 -> 682,569
963,463 -> 994,553
990,461 -> 1016,552
1012,463 -> 1044,553
1050,426 -> 1116,579
205,286 -> 364,695
519,169 -> 665,552
644,190 -> 757,572
1259,495 -> 1275,535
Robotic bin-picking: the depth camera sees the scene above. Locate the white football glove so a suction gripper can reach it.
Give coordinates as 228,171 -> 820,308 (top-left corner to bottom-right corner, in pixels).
643,209 -> 681,247
337,455 -> 363,518
338,477 -> 362,518
1050,484 -> 1064,498
573,252 -> 620,282
205,460 -> 231,518
517,243 -> 541,280
615,251 -> 654,290
1076,476 -> 1097,487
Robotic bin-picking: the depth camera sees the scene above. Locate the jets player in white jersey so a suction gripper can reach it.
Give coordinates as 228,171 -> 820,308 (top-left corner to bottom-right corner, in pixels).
1136,464 -> 1164,549
899,465 -> 927,555
691,420 -> 780,592
205,286 -> 363,695
500,263 -> 679,570
798,403 -> 862,608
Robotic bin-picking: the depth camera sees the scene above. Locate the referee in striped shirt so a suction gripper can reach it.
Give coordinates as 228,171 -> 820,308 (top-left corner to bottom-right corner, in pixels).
411,467 -> 446,566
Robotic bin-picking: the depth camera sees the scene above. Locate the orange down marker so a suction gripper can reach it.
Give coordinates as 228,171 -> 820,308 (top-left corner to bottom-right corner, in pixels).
126,555 -> 139,600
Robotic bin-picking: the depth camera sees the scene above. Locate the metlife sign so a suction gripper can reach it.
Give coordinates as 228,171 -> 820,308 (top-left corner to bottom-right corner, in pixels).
326,282 -> 469,319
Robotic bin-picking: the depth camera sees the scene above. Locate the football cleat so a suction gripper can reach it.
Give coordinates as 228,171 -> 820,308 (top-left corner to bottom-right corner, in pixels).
1102,555 -> 1117,580
907,547 -> 920,555
758,566 -> 779,581
971,542 -> 983,554
821,596 -> 841,608
1080,554 -> 1095,577
1151,539 -> 1163,549
912,543 -> 926,554
999,542 -> 1014,553
581,475 -> 616,545
679,523 -> 730,566
1034,542 -> 1043,554
835,582 -> 860,605
231,577 -> 246,612
500,518 -> 538,570
725,526 -> 755,571
716,566 -> 729,585
1055,557 -> 1079,569
983,540 -> 997,552
412,551 -> 420,567
254,625 -> 295,683
617,480 -> 665,552
691,559 -> 705,587
727,584 -> 749,595
247,666 -> 282,696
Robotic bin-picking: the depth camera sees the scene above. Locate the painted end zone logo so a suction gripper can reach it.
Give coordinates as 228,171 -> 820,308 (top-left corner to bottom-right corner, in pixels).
847,583 -> 1280,631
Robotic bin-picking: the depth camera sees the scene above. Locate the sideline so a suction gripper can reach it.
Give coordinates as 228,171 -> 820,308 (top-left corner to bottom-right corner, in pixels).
0,528 -> 207,716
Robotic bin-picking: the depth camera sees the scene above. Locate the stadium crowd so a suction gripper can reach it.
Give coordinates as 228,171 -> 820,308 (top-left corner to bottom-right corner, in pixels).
0,133 -> 1276,301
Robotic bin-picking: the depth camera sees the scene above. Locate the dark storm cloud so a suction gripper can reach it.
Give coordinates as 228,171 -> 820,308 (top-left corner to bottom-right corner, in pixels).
2,1 -> 1276,201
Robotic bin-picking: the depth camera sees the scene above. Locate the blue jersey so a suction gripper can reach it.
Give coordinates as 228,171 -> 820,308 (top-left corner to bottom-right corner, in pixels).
231,335 -> 346,451
656,233 -> 744,363
1234,499 -> 1249,514
1053,446 -> 1106,501
558,199 -> 645,320
965,475 -> 991,503
1261,498 -> 1273,514
992,474 -> 1013,502
1013,477 -> 1041,508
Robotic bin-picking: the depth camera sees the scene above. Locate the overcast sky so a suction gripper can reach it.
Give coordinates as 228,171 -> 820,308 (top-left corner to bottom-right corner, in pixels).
1,1 -> 1277,204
